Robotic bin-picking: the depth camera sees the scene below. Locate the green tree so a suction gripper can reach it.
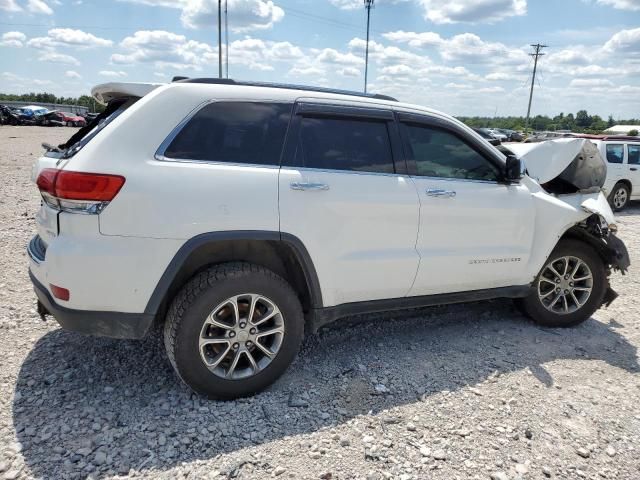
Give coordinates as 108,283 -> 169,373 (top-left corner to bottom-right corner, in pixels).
607,115 -> 615,128
576,110 -> 591,128
629,130 -> 639,137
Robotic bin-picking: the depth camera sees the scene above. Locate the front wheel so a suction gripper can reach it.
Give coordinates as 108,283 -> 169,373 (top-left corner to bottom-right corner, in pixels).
609,183 -> 630,211
517,240 -> 607,327
163,262 -> 304,399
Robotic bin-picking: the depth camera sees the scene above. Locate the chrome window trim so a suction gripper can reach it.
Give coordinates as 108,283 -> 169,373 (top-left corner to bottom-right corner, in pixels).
287,166 -> 409,179
154,155 -> 280,170
409,175 -> 506,185
154,99 -> 214,161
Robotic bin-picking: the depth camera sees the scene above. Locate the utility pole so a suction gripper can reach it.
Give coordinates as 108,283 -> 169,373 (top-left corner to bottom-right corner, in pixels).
225,0 -> 229,78
524,43 -> 547,134
364,0 -> 374,94
218,0 -> 223,78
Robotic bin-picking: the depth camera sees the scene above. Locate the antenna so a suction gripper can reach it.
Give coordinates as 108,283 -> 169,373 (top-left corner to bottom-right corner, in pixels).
364,0 -> 374,94
218,0 -> 223,79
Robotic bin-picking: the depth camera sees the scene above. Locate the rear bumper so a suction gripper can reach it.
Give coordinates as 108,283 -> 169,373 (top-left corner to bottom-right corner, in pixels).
29,269 -> 154,339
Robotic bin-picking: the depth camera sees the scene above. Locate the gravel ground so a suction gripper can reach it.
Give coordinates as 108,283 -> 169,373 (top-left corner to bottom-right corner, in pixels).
1,125 -> 639,480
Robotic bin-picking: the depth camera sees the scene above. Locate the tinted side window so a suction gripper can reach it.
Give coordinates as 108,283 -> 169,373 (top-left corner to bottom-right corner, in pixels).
164,102 -> 291,165
401,123 -> 499,181
294,116 -> 394,174
606,144 -> 624,164
628,145 -> 640,165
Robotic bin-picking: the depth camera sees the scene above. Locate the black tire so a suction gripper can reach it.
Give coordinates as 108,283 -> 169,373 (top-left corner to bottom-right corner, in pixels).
516,239 -> 607,328
608,182 -> 630,211
163,262 -> 304,399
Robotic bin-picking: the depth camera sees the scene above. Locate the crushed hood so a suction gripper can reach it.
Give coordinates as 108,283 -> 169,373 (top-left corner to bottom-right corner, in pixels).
507,138 -> 606,190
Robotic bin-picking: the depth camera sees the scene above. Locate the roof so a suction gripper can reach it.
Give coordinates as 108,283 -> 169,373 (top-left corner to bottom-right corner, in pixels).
173,77 -> 399,102
569,133 -> 640,142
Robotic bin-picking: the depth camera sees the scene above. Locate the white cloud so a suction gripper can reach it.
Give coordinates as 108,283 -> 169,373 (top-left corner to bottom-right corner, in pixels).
0,0 -> 22,12
119,0 -> 284,32
27,28 -> 113,49
64,70 -> 82,79
438,33 -> 527,65
27,0 -> 53,15
417,0 -> 527,24
99,70 -> 128,77
603,27 -> 640,55
0,31 -> 26,47
316,48 -> 364,67
546,48 -> 591,66
38,51 -> 80,65
338,66 -> 360,77
111,30 -> 217,71
382,31 -> 443,48
596,0 -> 640,10
569,78 -> 615,88
228,38 -> 302,70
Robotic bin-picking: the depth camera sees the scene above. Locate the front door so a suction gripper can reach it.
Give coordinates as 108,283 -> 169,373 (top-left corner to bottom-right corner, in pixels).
278,103 -> 420,307
398,116 -> 536,296
626,143 -> 640,196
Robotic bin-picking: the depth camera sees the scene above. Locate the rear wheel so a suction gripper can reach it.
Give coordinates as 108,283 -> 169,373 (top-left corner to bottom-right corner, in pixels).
609,183 -> 630,211
164,262 -> 304,399
517,240 -> 607,327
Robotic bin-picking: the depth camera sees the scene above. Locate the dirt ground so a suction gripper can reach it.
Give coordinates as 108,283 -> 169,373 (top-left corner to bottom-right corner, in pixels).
0,125 -> 639,480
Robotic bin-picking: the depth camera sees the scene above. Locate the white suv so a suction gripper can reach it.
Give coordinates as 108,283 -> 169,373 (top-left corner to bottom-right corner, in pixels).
592,137 -> 640,211
28,79 -> 630,399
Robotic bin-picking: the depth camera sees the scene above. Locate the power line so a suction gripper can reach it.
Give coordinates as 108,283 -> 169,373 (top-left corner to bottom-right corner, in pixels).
524,43 -> 547,133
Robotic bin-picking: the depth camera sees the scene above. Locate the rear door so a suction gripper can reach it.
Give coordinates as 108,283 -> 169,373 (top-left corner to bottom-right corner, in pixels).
626,143 -> 640,197
603,142 -> 625,188
278,102 -> 420,307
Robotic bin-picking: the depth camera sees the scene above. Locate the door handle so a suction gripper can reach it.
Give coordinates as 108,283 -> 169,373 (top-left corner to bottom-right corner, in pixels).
631,167 -> 638,171
426,188 -> 456,198
290,182 -> 330,191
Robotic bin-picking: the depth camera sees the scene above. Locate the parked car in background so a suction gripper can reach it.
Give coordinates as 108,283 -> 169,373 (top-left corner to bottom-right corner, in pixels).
592,137 -> 640,211
473,127 -> 501,146
486,128 -> 508,141
0,105 -> 20,125
40,111 -> 66,127
59,112 -> 86,127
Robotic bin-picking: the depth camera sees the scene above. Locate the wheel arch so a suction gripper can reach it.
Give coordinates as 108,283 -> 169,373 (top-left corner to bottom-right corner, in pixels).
145,231 -> 323,324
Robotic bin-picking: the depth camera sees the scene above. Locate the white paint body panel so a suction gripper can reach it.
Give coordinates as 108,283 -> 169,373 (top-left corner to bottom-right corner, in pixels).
591,139 -> 640,200
279,168 -> 420,307
29,81 -> 621,316
408,178 -> 535,296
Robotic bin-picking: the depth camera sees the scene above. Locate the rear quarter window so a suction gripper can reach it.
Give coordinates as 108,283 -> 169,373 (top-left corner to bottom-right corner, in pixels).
605,144 -> 624,164
162,102 -> 292,166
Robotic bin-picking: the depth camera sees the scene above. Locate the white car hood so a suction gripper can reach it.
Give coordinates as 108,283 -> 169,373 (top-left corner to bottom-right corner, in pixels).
507,138 -> 591,185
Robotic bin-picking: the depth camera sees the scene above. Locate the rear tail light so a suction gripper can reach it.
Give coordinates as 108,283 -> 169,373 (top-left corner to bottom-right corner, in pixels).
36,169 -> 125,214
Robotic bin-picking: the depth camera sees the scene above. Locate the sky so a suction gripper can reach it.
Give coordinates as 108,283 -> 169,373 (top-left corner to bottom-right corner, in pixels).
0,0 -> 639,118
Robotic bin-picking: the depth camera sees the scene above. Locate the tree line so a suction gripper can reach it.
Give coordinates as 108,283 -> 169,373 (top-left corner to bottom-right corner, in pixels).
0,92 -> 105,112
458,110 -> 640,134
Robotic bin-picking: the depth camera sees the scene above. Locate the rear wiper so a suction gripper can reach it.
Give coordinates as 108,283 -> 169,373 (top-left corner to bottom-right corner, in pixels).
42,142 -> 62,153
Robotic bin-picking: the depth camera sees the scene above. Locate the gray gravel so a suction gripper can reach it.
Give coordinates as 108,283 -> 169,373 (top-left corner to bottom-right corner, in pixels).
1,125 -> 640,480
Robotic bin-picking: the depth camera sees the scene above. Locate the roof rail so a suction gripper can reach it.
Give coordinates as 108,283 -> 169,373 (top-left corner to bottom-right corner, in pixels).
171,77 -> 398,102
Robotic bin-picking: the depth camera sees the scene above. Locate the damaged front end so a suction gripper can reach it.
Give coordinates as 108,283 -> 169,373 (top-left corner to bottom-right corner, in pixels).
565,213 -> 630,307
509,138 -> 630,308
507,138 -> 607,194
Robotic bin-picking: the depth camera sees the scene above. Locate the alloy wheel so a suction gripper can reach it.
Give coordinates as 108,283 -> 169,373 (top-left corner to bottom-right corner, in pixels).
613,187 -> 628,209
199,294 -> 285,380
537,256 -> 593,314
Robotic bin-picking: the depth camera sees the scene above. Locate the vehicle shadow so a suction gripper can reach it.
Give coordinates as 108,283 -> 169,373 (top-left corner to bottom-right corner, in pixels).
13,299 -> 640,479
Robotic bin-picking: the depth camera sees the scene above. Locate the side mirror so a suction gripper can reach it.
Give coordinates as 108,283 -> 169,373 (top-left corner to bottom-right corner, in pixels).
505,155 -> 524,182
